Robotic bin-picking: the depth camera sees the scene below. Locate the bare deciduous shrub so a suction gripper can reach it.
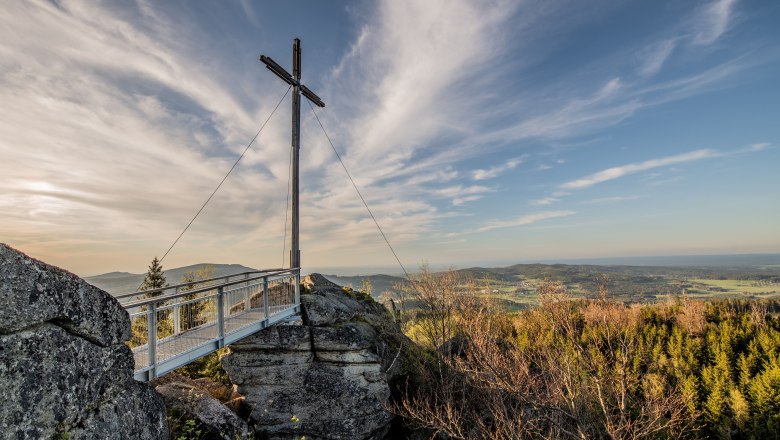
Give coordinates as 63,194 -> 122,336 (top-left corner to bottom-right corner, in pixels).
397,264 -> 464,349
678,299 -> 707,335
749,301 -> 768,329
393,277 -> 697,439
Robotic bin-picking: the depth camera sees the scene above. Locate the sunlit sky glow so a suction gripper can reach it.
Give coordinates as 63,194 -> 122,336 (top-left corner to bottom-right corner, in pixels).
1,0 -> 779,276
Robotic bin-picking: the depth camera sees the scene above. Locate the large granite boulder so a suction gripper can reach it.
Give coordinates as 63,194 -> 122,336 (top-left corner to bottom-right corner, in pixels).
0,244 -> 168,439
0,244 -> 130,345
222,274 -> 408,439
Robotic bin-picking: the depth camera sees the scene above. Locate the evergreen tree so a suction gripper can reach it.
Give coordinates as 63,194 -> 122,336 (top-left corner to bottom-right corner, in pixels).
140,256 -> 167,296
131,256 -> 172,342
179,265 -> 214,330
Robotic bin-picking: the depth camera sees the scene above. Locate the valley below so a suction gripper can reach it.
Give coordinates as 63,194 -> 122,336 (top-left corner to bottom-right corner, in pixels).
324,257 -> 780,312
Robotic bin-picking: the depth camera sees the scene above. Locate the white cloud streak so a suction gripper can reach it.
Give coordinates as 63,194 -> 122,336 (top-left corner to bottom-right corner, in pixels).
560,149 -> 718,190
475,211 -> 576,233
580,195 -> 642,205
638,39 -> 677,77
692,0 -> 738,45
531,197 -> 559,206
433,185 -> 494,206
471,158 -> 523,180
748,143 -> 769,152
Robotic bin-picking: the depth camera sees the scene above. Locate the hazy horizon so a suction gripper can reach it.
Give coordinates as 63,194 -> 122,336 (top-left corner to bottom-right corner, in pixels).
2,1 -> 779,276
80,251 -> 780,279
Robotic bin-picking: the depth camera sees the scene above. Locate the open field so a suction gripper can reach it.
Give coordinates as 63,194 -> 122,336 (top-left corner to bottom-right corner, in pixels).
482,277 -> 780,309
686,279 -> 780,295
326,263 -> 780,312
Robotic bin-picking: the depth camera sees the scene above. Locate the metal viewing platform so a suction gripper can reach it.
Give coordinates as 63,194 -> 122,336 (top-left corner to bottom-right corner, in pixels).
117,268 -> 300,381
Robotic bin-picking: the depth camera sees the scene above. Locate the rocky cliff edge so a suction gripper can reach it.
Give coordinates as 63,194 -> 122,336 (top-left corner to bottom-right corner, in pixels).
222,273 -> 408,440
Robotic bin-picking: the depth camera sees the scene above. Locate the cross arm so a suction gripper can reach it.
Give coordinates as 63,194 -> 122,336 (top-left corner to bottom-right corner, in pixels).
260,55 -> 295,86
301,84 -> 325,107
259,54 -> 325,107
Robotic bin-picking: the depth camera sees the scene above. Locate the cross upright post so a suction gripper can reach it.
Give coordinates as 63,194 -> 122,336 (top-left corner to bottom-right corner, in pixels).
290,39 -> 301,272
260,38 -> 325,272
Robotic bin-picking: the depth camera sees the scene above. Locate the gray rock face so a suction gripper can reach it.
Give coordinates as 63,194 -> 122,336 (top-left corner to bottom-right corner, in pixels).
222,274 -> 406,439
0,243 -> 130,345
67,381 -> 169,440
157,381 -> 252,440
0,244 -> 168,439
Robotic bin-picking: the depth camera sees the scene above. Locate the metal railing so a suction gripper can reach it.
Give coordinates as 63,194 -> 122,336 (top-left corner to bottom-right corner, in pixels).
123,268 -> 300,381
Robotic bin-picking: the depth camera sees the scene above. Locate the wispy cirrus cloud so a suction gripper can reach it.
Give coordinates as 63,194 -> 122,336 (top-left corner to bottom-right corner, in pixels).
560,142 -> 769,192
433,185 -> 494,206
638,39 -> 677,77
453,195 -> 483,207
747,142 -> 769,152
580,195 -> 642,205
531,197 -> 559,206
692,0 -> 738,45
475,211 -> 576,233
560,149 -> 718,190
635,0 -> 738,78
471,157 -> 523,180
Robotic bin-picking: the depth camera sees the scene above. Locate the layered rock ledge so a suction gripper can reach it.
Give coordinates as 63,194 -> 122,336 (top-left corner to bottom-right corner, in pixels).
222,274 -> 406,439
0,244 -> 168,439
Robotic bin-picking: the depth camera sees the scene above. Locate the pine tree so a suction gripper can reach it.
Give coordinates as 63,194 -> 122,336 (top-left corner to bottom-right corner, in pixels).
140,256 -> 167,296
133,256 -> 172,341
179,265 -> 214,330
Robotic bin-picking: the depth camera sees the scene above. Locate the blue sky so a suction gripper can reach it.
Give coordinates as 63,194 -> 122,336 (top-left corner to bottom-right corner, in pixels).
1,0 -> 778,276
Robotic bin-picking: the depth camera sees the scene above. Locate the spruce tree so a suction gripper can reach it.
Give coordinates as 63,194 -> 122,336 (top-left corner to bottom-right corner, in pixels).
179,265 -> 214,329
136,256 -> 173,339
140,256 -> 167,297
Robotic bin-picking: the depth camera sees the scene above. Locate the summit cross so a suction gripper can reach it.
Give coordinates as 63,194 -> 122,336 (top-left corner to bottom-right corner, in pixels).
260,38 -> 325,271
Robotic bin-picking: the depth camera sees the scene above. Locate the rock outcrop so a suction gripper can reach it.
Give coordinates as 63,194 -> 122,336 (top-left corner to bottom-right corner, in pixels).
157,381 -> 252,440
0,244 -> 168,439
222,274 -> 406,439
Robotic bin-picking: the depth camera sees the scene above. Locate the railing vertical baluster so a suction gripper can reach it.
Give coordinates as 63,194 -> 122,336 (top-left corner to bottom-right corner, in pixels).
217,286 -> 225,348
173,286 -> 180,335
294,269 -> 300,311
263,276 -> 269,320
244,285 -> 250,312
147,302 -> 157,380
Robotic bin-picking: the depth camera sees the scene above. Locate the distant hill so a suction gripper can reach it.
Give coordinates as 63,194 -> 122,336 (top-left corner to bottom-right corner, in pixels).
323,260 -> 780,305
323,264 -> 741,296
85,263 -> 257,295
460,262 -> 780,281
88,256 -> 780,299
542,253 -> 780,269
322,274 -> 408,299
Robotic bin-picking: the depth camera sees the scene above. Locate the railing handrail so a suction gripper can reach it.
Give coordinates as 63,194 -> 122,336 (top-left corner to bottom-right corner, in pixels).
115,267 -> 291,300
127,267 -> 301,381
128,292 -> 219,317
122,268 -> 299,309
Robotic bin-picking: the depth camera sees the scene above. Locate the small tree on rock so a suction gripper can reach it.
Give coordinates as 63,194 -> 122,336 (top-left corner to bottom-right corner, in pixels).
140,256 -> 167,296
130,256 -> 172,346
